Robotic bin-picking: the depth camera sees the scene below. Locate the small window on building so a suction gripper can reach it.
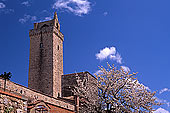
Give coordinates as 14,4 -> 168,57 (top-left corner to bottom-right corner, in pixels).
56,23 -> 59,29
58,93 -> 60,97
40,43 -> 43,48
20,90 -> 22,94
58,45 -> 59,50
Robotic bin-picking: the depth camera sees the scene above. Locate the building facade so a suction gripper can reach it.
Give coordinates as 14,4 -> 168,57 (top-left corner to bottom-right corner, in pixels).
0,12 -> 97,113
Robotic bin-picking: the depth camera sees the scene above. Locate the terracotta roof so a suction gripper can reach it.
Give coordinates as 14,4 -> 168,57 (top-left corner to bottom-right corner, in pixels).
28,100 -> 43,105
46,103 -> 74,112
62,96 -> 74,100
27,105 -> 34,109
27,100 -> 50,110
28,100 -> 74,112
0,88 -> 27,100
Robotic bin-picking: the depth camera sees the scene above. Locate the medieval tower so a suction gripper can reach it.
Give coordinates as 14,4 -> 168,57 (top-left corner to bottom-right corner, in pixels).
28,12 -> 63,98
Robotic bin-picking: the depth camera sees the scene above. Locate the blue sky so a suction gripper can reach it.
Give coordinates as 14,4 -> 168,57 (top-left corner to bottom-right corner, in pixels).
0,0 -> 170,112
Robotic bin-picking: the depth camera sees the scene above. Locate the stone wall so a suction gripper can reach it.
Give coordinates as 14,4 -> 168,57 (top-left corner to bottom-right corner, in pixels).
28,16 -> 64,98
0,89 -> 28,113
62,71 -> 97,98
0,78 -> 75,111
62,72 -> 98,112
53,26 -> 64,98
29,29 -> 54,96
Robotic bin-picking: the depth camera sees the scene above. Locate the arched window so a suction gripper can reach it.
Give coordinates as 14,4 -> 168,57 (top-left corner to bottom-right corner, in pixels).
40,24 -> 49,29
40,43 -> 43,48
35,105 -> 48,113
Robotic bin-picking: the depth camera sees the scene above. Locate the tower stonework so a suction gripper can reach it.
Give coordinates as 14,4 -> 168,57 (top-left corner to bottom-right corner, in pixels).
28,12 -> 63,98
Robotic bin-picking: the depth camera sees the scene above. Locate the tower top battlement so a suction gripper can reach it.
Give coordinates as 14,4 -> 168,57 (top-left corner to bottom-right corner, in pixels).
33,12 -> 60,31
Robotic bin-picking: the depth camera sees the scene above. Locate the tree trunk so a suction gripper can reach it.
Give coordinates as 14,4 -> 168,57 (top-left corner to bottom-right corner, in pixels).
4,79 -> 6,91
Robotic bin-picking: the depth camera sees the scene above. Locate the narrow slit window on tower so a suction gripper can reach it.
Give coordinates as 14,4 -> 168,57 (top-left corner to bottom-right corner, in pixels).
56,23 -> 59,29
58,45 -> 59,50
40,43 -> 43,48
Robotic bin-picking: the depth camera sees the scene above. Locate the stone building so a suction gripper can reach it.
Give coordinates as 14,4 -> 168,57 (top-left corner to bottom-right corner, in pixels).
62,72 -> 98,112
0,12 -> 97,113
28,12 -> 63,98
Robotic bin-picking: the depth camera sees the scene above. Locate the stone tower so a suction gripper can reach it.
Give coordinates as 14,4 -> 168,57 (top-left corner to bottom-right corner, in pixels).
28,12 -> 64,98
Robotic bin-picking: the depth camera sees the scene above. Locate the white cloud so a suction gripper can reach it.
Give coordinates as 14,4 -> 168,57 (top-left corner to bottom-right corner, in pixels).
52,0 -> 91,16
159,88 -> 170,94
140,83 -> 150,91
94,70 -> 102,75
0,2 -> 5,8
19,14 -> 36,24
31,16 -> 36,21
35,16 -> 53,23
0,3 -> 14,14
21,1 -> 31,6
110,53 -> 122,64
121,66 -> 130,72
154,108 -> 169,113
95,66 -> 129,75
132,80 -> 150,91
103,11 -> 108,16
96,47 -> 122,64
0,9 -> 14,14
156,98 -> 170,107
44,16 -> 52,21
96,47 -> 116,60
41,10 -> 48,13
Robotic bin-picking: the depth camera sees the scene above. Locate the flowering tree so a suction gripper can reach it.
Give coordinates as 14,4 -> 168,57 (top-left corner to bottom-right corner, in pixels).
95,64 -> 160,113
73,73 -> 98,113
